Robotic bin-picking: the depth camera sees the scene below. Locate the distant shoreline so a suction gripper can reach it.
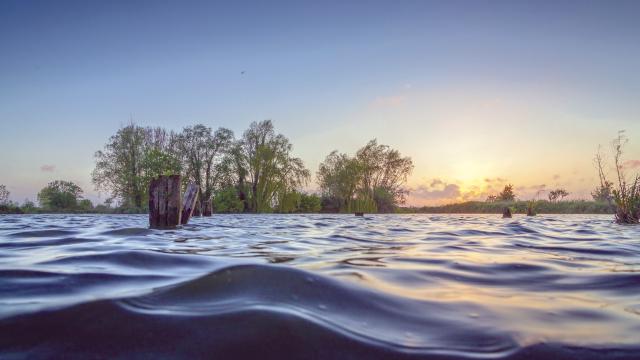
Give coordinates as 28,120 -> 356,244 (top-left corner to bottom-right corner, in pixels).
1,200 -> 614,215
398,200 -> 613,215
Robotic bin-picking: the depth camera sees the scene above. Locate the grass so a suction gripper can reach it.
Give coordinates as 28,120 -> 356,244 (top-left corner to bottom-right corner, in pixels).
399,200 -> 613,214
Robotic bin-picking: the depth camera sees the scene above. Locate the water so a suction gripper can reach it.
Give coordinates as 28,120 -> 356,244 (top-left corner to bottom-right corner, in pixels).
0,214 -> 639,359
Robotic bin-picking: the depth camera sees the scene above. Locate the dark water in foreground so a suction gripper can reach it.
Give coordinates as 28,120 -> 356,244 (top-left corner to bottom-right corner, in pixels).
0,214 -> 639,359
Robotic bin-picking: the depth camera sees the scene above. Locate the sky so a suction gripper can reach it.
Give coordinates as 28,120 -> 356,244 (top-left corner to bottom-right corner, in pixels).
1,0 -> 639,206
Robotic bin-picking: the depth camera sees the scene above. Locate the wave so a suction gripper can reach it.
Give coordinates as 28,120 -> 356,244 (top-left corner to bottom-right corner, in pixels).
1,214 -> 639,358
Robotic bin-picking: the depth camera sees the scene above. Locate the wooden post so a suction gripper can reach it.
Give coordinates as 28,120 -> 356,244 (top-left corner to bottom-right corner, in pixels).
193,198 -> 202,217
181,182 -> 199,225
355,212 -> 364,217
149,175 -> 182,229
203,199 -> 212,216
502,207 -> 512,218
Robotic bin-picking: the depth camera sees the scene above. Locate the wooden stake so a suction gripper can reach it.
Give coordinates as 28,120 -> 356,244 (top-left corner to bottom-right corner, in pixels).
203,199 -> 212,216
149,175 -> 182,229
181,182 -> 199,225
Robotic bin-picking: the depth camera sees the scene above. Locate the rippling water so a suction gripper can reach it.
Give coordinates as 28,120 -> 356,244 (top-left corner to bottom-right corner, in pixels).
1,214 -> 639,359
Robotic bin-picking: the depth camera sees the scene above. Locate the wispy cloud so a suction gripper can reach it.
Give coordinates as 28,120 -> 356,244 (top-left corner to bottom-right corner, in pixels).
40,164 -> 56,172
408,178 -> 462,205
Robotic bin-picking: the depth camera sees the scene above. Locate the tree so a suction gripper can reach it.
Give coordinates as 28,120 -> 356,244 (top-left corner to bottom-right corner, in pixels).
593,131 -> 640,224
93,123 -> 175,210
317,151 -> 362,212
212,186 -> 244,213
174,125 -> 234,214
37,180 -> 84,211
592,146 -> 614,203
298,193 -> 322,213
497,184 -> 516,201
21,199 -> 37,213
236,120 -> 310,212
78,199 -> 94,211
0,185 -> 9,206
141,147 -> 181,185
317,140 -> 413,213
592,181 -> 613,202
548,188 -> 569,202
355,139 -> 413,212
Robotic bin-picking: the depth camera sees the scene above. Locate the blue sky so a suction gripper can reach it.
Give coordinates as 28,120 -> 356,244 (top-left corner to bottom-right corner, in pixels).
1,0 -> 639,205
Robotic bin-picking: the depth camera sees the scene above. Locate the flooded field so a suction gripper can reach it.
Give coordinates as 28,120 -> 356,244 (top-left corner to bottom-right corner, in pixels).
1,214 -> 639,359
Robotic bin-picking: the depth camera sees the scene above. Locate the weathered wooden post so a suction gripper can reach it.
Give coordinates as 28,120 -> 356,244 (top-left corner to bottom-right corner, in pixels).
193,199 -> 202,217
502,207 -> 512,218
203,199 -> 212,216
354,212 -> 364,217
181,182 -> 199,225
149,175 -> 182,229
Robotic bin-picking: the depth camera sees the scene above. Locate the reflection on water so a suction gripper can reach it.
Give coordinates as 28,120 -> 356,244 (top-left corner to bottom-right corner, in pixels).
0,214 -> 639,359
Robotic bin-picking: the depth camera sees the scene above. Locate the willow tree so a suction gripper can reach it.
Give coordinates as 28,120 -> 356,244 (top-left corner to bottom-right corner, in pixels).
92,123 -> 179,210
318,140 -> 413,213
236,120 -> 310,212
174,125 -> 234,215
356,139 -> 413,212
317,151 -> 362,212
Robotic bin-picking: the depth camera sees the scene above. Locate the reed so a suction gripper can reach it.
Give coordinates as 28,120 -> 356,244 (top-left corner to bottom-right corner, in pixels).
596,131 -> 640,224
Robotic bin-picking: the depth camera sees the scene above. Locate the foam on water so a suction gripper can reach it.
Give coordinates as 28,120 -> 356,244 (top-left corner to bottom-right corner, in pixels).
0,214 -> 639,359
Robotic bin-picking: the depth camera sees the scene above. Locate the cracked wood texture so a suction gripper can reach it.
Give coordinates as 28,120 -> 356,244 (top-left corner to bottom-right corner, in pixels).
149,175 -> 182,229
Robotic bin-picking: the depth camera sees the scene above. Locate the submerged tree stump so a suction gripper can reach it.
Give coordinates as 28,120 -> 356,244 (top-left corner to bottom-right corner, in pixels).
502,207 -> 512,218
181,182 -> 199,225
149,175 -> 182,229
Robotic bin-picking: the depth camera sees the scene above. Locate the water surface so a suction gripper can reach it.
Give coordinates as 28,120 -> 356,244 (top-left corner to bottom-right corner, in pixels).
1,214 -> 639,359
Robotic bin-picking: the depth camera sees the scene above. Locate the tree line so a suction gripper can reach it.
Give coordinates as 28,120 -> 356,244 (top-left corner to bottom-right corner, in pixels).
90,120 -> 414,214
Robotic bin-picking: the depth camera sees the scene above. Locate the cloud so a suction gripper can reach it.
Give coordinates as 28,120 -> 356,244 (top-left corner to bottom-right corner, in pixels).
410,179 -> 461,202
484,177 -> 507,184
40,164 -> 56,172
623,160 -> 640,169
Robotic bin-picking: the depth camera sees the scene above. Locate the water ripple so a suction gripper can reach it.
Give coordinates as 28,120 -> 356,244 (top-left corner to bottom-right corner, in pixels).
0,213 -> 639,359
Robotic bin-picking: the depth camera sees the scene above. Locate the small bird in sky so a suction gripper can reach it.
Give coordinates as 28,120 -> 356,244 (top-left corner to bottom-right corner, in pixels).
241,71 -> 245,75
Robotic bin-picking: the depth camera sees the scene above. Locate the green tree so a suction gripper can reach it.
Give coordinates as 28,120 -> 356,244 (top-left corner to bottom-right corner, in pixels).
21,199 -> 38,213
317,151 -> 362,212
355,139 -> 413,212
497,184 -> 516,201
592,181 -> 613,202
174,125 -> 234,214
0,185 -> 9,206
236,120 -> 310,212
78,199 -> 94,211
276,190 -> 301,213
212,186 -> 244,213
141,148 -> 181,183
298,193 -> 322,213
37,180 -> 84,211
93,123 -> 175,211
317,140 -> 413,213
